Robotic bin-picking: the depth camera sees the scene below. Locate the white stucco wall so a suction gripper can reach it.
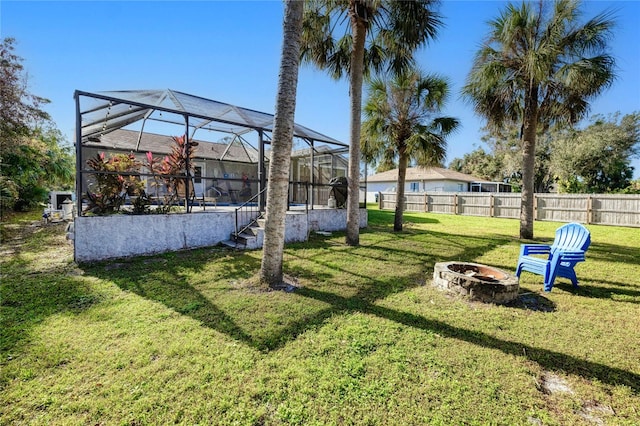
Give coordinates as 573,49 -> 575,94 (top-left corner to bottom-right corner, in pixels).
308,208 -> 368,231
74,211 -> 235,262
74,208 -> 368,262
284,212 -> 309,243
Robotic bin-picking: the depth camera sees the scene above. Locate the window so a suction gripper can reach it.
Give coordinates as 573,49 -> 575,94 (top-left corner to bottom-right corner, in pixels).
410,182 -> 419,192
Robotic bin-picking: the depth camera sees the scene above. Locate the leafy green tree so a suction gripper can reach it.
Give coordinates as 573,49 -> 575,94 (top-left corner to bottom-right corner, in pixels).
1,125 -> 74,212
301,0 -> 443,245
1,38 -> 74,212
480,124 -> 556,193
361,69 -> 459,231
552,112 -> 639,193
620,179 -> 640,194
462,0 -> 616,239
449,148 -> 504,183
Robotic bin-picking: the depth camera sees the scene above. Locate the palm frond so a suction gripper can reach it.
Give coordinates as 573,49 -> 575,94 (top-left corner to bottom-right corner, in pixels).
362,68 -> 459,171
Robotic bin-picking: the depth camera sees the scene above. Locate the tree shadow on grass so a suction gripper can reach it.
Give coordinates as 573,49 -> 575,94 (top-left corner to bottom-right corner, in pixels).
366,208 -> 440,228
586,241 -> 640,267
82,248 -> 260,347
1,221 -> 93,356
553,281 -> 640,304
80,229 -> 639,394
1,273 -> 102,356
295,286 -> 640,394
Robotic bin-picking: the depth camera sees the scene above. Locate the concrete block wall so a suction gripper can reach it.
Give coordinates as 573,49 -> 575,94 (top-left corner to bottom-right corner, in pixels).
74,208 -> 368,262
74,211 -> 235,262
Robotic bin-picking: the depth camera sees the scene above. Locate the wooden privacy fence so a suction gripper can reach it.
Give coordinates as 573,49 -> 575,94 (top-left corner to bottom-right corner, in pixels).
378,192 -> 640,228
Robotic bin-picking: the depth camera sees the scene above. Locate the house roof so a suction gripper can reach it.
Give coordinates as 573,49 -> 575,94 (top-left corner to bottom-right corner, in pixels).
366,166 -> 485,183
86,129 -> 259,163
75,89 -> 347,147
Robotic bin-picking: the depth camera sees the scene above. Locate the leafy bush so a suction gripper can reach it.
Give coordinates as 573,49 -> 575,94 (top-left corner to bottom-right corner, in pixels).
145,135 -> 197,214
84,152 -> 145,215
0,176 -> 19,215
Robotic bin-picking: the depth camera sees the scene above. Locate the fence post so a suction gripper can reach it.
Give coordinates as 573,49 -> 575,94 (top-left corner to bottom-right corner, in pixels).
489,193 -> 494,218
587,195 -> 593,224
454,194 -> 459,215
534,195 -> 539,221
424,193 -> 427,212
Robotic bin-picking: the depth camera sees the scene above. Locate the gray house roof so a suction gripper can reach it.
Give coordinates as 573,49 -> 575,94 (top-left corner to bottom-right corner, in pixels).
86,129 -> 259,163
367,167 -> 485,183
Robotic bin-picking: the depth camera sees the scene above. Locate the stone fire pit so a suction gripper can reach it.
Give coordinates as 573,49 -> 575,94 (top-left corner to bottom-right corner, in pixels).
432,262 -> 519,304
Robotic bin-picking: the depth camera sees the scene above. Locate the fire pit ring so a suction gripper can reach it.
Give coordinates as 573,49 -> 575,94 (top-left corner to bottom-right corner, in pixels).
432,262 -> 519,304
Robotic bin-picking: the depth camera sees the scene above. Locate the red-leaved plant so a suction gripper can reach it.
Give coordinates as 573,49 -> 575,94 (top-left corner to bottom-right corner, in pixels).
85,152 -> 145,214
144,135 -> 197,213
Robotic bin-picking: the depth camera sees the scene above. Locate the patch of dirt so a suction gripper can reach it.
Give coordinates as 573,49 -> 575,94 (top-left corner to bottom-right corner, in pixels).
506,292 -> 556,312
143,258 -> 168,265
577,400 -> 615,425
234,274 -> 300,293
1,220 -> 73,275
535,372 -> 616,425
537,372 -> 574,395
104,262 -> 129,271
1,220 -> 49,256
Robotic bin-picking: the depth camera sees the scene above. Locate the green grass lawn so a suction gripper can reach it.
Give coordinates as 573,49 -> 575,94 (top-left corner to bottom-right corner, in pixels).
2,208 -> 639,425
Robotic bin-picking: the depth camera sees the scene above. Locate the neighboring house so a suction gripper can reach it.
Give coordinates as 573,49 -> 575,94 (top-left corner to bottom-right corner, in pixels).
364,166 -> 511,202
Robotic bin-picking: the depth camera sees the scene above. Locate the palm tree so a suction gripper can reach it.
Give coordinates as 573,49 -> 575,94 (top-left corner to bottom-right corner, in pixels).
260,0 -> 304,287
301,0 -> 443,245
361,70 -> 459,231
462,0 -> 616,239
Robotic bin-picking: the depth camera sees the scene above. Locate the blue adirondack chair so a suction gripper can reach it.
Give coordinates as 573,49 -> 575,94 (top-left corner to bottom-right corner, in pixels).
516,223 -> 591,292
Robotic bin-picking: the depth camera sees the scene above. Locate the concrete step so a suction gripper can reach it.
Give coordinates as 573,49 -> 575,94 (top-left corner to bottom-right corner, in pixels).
229,228 -> 264,250
220,239 -> 243,249
243,225 -> 262,237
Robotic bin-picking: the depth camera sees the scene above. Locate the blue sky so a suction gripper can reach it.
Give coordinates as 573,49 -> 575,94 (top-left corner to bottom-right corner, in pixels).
2,0 -> 639,177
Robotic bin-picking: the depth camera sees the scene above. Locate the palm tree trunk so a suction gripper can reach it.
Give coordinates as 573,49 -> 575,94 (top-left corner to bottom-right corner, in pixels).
260,0 -> 304,287
345,1 -> 367,246
394,149 -> 408,231
520,91 -> 538,240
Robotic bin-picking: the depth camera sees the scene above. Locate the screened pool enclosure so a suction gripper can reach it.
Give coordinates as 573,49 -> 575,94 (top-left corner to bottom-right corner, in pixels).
74,89 -> 351,215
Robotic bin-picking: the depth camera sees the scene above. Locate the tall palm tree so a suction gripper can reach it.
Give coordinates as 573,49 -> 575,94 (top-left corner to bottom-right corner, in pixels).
301,0 -> 442,245
361,70 -> 459,231
462,0 -> 616,239
260,0 -> 304,287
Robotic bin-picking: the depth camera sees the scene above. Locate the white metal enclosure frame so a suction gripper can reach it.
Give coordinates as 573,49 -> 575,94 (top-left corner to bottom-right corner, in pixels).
74,89 -> 350,215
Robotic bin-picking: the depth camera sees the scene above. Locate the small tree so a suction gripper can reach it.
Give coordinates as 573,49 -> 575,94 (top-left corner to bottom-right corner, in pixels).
302,0 -> 443,245
361,69 -> 459,231
1,38 -> 74,211
449,148 -> 504,183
